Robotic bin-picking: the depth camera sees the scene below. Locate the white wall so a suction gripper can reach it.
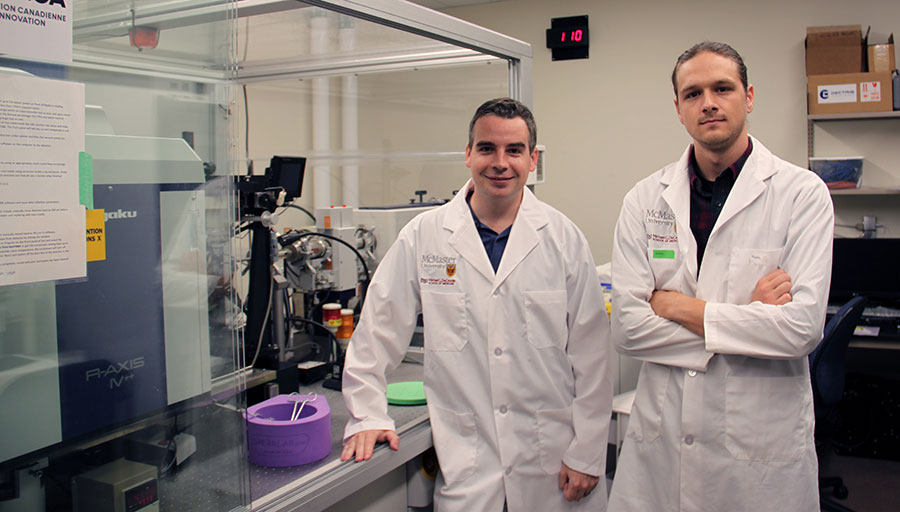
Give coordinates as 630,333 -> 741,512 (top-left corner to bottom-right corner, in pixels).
443,0 -> 900,261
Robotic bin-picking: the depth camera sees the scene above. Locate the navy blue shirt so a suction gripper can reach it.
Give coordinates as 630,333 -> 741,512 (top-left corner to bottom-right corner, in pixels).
466,190 -> 511,273
689,138 -> 753,269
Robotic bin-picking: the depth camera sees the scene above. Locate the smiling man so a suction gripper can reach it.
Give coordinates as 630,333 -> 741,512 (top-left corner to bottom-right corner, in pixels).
607,42 -> 834,511
341,98 -> 613,511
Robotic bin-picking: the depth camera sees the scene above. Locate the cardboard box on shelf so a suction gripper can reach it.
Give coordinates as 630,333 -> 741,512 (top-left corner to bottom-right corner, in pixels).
808,72 -> 894,114
868,34 -> 896,72
806,25 -> 867,75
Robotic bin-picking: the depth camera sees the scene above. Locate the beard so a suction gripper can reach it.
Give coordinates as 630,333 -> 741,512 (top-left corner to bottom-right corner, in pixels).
695,124 -> 743,153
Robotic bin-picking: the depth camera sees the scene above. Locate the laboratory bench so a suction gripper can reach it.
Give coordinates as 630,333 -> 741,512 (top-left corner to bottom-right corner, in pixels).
158,362 -> 430,512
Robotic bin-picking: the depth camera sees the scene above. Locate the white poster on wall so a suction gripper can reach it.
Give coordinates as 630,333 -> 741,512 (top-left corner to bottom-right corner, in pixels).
0,0 -> 73,63
0,73 -> 86,286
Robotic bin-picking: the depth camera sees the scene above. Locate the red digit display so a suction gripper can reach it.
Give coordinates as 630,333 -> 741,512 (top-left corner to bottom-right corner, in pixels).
125,480 -> 158,512
546,17 -> 589,56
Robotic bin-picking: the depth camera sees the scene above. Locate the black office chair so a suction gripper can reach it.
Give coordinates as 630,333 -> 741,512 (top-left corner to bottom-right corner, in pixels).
810,295 -> 868,512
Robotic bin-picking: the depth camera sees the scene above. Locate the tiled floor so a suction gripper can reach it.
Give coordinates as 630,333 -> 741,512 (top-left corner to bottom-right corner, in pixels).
820,453 -> 900,511
823,367 -> 900,511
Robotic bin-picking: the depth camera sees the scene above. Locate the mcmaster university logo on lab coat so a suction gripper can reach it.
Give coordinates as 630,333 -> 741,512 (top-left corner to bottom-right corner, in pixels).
420,253 -> 457,286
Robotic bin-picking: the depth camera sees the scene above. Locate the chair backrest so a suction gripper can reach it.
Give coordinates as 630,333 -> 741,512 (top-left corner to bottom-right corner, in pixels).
810,296 -> 868,414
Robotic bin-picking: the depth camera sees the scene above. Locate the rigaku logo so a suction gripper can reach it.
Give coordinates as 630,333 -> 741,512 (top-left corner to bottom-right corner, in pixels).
105,209 -> 138,222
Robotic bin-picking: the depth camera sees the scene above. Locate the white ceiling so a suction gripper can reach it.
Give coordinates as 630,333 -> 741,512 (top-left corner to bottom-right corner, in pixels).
409,0 -> 503,10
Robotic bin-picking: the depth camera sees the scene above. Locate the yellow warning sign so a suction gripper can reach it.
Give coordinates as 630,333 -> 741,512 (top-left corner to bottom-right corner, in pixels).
86,209 -> 106,262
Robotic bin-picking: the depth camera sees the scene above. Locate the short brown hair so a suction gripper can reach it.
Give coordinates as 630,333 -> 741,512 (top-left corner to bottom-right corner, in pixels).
672,41 -> 748,95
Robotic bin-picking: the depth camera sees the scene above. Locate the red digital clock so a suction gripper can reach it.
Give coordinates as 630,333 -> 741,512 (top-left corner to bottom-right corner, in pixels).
546,26 -> 589,49
546,15 -> 590,61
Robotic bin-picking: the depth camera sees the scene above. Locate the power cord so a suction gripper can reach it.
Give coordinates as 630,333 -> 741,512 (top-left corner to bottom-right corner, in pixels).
279,203 -> 316,223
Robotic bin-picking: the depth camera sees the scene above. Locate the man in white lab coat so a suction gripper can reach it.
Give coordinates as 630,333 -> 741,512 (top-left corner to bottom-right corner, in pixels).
341,98 -> 612,511
608,42 -> 833,511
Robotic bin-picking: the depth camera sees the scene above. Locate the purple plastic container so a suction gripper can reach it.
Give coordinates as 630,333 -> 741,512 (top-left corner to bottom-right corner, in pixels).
245,394 -> 331,467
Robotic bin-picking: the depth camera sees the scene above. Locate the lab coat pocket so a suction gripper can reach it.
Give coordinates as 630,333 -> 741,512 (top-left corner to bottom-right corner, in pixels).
421,290 -> 468,352
726,248 -> 782,304
647,247 -> 681,290
536,406 -> 574,474
524,290 -> 567,350
429,404 -> 477,485
724,375 -> 807,461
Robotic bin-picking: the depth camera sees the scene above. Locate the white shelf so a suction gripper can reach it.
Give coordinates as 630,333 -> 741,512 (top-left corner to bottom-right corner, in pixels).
808,112 -> 900,196
829,187 -> 900,196
809,111 -> 900,121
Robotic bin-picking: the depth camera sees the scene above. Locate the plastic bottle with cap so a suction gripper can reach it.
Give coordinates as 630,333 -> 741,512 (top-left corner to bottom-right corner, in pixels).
336,308 -> 354,351
322,303 -> 342,335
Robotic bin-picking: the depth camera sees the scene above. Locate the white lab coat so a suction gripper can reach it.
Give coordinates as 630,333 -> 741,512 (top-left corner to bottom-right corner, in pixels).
608,137 -> 833,512
343,180 -> 612,512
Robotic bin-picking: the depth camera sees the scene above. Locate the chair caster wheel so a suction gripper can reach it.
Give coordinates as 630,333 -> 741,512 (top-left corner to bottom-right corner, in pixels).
833,485 -> 848,500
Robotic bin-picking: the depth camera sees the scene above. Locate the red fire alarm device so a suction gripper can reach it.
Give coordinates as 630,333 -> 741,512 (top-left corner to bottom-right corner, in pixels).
129,27 -> 160,50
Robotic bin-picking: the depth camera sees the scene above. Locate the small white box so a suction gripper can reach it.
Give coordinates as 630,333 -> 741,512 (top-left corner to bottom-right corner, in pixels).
316,206 -> 354,229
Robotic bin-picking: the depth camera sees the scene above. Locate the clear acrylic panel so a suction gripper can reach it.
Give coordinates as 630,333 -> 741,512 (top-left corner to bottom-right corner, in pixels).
2,0 -> 527,510
236,4 -> 513,214
73,0 -> 235,75
241,60 -> 511,210
1,1 -> 249,511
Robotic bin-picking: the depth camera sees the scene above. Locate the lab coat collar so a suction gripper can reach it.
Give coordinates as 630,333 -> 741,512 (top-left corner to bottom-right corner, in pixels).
660,135 -> 776,186
659,144 -> 693,188
445,180 -> 498,283
659,136 -> 779,282
660,146 -> 699,282
493,185 -> 545,292
444,180 -> 546,290
709,135 -> 776,238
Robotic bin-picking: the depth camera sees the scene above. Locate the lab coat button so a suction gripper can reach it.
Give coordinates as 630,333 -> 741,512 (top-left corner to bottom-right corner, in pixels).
499,405 -> 508,414
505,467 -> 512,475
688,369 -> 697,377
494,348 -> 502,356
684,434 -> 694,445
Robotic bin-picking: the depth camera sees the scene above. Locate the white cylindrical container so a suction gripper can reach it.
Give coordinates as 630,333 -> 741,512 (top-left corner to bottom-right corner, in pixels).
322,303 -> 342,335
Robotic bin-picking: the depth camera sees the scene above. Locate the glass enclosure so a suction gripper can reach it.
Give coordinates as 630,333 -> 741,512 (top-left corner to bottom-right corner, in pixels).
1,0 -> 247,510
0,1 -> 531,510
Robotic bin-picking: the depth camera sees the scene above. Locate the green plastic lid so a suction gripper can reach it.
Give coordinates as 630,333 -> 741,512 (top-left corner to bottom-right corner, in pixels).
386,381 -> 426,406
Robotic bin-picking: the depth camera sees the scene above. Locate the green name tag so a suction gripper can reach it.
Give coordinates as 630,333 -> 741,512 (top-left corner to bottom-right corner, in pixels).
653,249 -> 675,259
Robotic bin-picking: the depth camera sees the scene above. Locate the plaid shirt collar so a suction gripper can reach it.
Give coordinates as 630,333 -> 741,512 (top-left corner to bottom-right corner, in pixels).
688,137 -> 753,190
